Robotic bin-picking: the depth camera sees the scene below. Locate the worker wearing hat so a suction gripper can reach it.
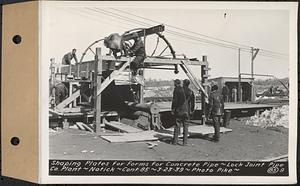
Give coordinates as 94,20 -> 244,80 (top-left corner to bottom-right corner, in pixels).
128,32 -> 146,76
208,84 -> 224,142
171,79 -> 189,145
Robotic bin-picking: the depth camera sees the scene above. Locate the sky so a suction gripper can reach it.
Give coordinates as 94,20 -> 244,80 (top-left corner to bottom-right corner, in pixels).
42,1 -> 291,80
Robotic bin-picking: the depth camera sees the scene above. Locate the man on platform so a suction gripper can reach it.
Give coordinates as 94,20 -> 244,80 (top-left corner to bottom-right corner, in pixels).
62,48 -> 78,65
128,33 -> 146,76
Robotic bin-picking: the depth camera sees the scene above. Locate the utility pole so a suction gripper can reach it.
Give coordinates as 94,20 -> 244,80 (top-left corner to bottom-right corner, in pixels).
251,47 -> 260,78
237,48 -> 241,102
250,47 -> 259,101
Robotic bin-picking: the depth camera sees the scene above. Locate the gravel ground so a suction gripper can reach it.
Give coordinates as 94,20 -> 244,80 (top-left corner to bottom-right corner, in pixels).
50,119 -> 288,161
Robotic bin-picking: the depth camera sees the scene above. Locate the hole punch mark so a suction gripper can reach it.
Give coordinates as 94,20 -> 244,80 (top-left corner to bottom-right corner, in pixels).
10,137 -> 20,146
12,35 -> 22,44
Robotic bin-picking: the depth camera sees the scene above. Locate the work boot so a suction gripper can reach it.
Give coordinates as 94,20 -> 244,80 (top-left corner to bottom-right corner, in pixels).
212,135 -> 220,142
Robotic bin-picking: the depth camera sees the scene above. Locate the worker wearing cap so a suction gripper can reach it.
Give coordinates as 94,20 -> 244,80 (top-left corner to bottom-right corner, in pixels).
62,49 -> 78,65
128,32 -> 146,76
171,79 -> 189,145
208,85 -> 224,142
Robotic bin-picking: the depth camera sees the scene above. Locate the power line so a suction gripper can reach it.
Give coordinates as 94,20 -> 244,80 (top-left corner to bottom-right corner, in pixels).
111,8 -> 252,49
84,7 -> 288,62
260,49 -> 288,57
111,8 -> 289,57
88,8 -> 252,51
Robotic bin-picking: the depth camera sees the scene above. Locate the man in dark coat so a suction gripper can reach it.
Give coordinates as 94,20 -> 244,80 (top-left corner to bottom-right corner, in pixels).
222,84 -> 229,102
208,85 -> 224,142
128,33 -> 146,76
183,79 -> 195,119
62,48 -> 78,65
171,79 -> 189,145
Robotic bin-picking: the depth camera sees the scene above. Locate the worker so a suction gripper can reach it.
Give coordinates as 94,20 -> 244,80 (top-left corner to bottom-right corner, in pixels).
128,32 -> 146,76
182,79 -> 195,145
104,33 -> 129,59
208,85 -> 224,142
50,82 -> 69,106
222,84 -> 229,102
171,79 -> 189,146
183,79 -> 195,119
62,48 -> 78,65
231,86 -> 237,102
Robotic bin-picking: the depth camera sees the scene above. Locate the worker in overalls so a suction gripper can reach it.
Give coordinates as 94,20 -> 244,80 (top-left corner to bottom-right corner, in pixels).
62,48 -> 78,65
128,32 -> 146,76
171,79 -> 189,145
208,85 -> 224,142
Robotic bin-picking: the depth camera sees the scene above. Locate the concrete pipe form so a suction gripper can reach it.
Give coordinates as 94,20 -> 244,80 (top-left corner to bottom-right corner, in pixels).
124,101 -> 160,115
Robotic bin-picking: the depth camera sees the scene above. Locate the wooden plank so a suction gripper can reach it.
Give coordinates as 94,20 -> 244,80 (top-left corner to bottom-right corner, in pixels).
60,56 -> 207,75
100,130 -> 167,143
260,154 -> 288,162
49,108 -> 63,116
75,122 -> 85,131
61,107 -> 81,113
166,125 -> 232,135
97,59 -> 131,96
80,122 -> 94,133
104,120 -> 143,133
56,90 -> 80,110
94,48 -> 102,133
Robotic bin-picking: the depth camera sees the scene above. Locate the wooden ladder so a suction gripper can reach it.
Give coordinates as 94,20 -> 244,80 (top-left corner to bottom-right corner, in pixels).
97,58 -> 132,96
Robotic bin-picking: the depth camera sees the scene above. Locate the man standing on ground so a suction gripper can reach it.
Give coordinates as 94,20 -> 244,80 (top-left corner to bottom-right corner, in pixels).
182,79 -> 195,145
222,84 -> 229,102
62,48 -> 78,65
208,85 -> 224,142
171,79 -> 189,146
128,33 -> 146,76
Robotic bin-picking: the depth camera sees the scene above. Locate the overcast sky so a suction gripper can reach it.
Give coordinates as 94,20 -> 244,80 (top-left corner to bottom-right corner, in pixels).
42,1 -> 292,80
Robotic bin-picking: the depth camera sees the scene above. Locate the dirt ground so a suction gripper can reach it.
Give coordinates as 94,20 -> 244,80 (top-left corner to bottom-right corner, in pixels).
50,119 -> 288,161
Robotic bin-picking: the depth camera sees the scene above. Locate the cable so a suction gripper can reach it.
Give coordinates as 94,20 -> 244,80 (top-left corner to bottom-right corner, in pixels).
88,8 -> 252,52
83,7 -> 288,62
111,8 -> 289,57
112,8 -> 252,49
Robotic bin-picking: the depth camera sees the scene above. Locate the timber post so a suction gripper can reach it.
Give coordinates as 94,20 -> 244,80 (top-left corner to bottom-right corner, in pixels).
94,47 -> 102,133
201,55 -> 209,125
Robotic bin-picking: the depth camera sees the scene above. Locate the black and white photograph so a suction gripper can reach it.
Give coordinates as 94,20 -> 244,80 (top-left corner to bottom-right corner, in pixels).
41,1 -> 297,184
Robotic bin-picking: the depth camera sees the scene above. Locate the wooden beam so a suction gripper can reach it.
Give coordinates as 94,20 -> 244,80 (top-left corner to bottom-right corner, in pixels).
59,57 -> 207,75
75,122 -> 85,131
94,48 -> 102,133
55,90 -> 80,110
122,25 -> 165,41
97,59 -> 131,96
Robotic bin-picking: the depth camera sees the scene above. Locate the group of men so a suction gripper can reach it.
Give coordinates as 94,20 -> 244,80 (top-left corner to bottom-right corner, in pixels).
171,79 -> 225,145
60,34 -> 225,145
